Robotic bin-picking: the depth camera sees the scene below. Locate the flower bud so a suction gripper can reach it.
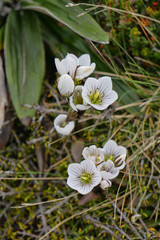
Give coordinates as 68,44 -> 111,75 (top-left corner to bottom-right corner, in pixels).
58,74 -> 74,97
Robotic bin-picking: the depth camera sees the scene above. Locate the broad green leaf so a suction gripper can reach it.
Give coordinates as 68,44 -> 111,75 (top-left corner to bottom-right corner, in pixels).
4,10 -> 45,119
21,0 -> 109,44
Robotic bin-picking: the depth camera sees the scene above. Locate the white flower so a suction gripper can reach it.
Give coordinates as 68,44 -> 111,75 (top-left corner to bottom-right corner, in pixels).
55,54 -> 77,78
102,140 -> 127,170
82,76 -> 118,110
75,54 -> 95,80
82,145 -> 104,165
67,160 -> 101,195
100,179 -> 112,190
97,160 -> 119,180
54,114 -> 75,136
69,85 -> 91,112
55,53 -> 95,80
57,74 -> 74,97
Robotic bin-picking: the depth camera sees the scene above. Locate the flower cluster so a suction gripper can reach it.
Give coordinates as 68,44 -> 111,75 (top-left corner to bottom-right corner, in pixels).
53,53 -> 126,196
67,140 -> 127,195
54,53 -> 118,136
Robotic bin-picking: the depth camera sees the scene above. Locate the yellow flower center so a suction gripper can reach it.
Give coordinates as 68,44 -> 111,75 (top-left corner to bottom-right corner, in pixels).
95,155 -> 100,162
80,172 -> 93,184
104,154 -> 121,167
105,154 -> 115,161
89,89 -> 103,104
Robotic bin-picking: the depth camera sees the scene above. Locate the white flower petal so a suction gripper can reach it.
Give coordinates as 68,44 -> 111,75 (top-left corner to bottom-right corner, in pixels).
97,160 -> 119,180
65,55 -> 77,78
55,58 -> 67,75
116,161 -> 125,170
81,159 -> 96,173
68,163 -> 83,176
83,77 -> 97,92
67,53 -> 79,65
115,146 -> 127,156
69,85 -> 91,112
58,74 -> 74,97
76,63 -> 95,80
105,159 -> 115,170
76,66 -> 92,78
102,90 -> 118,106
103,140 -> 117,155
78,54 -> 91,66
82,145 -> 104,164
82,145 -> 97,159
78,184 -> 94,195
76,104 -> 91,111
54,114 -> 75,136
101,170 -> 119,180
55,53 -> 95,80
69,96 -> 78,112
88,102 -> 108,111
102,139 -> 127,169
92,171 -> 102,184
100,179 -> 112,190
82,76 -> 118,111
98,77 -> 112,93
67,176 -> 83,190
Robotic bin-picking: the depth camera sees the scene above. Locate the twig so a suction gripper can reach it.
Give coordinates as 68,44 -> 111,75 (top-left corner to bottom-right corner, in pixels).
1,177 -> 66,181
110,200 -> 142,238
12,192 -> 77,208
133,208 -> 150,234
84,214 -> 118,239
111,219 -> 132,240
23,104 -> 67,114
45,83 -> 63,111
149,198 -> 160,222
37,195 -> 49,240
136,158 -> 154,212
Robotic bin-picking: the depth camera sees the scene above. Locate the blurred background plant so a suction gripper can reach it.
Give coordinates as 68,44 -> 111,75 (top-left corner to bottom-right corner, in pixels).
0,0 -> 160,239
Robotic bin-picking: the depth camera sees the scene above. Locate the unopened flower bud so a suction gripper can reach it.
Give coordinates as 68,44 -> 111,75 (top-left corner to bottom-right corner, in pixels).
58,74 -> 74,97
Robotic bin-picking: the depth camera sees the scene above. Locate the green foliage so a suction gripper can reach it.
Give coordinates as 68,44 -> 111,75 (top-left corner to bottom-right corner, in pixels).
21,0 -> 109,43
4,10 -> 45,119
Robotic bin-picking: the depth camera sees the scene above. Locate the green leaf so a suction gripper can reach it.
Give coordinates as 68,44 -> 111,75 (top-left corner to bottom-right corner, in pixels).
4,10 -> 45,119
21,0 -> 109,44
